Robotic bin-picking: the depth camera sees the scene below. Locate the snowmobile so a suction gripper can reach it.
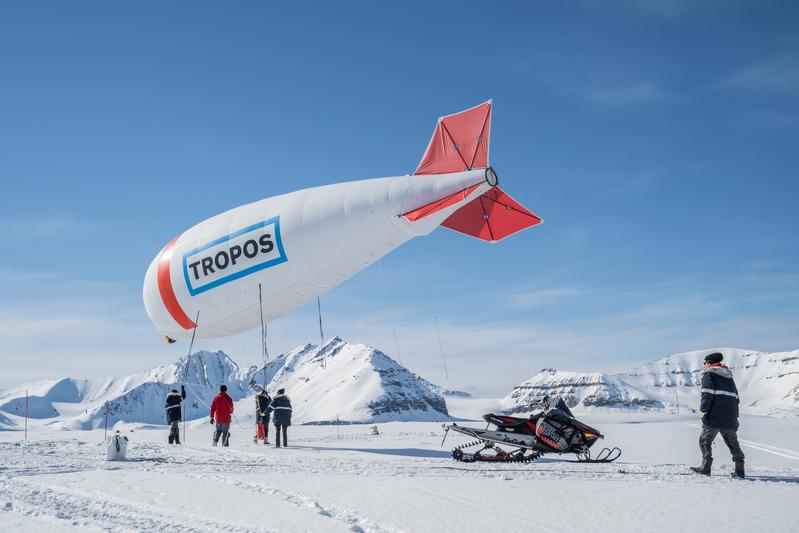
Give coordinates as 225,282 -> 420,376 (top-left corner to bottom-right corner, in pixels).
442,397 -> 621,464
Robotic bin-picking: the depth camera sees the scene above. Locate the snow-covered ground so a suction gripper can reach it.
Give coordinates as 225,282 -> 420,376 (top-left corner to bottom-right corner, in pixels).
2,401 -> 798,532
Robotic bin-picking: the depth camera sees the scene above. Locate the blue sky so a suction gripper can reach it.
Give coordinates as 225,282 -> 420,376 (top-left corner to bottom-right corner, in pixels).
1,1 -> 797,394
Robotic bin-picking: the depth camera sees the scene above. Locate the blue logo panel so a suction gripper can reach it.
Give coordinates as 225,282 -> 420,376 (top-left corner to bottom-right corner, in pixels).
182,216 -> 288,296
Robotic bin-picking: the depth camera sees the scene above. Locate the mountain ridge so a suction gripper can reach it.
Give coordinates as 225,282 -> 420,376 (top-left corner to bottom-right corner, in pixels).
0,337 -> 453,428
502,347 -> 799,417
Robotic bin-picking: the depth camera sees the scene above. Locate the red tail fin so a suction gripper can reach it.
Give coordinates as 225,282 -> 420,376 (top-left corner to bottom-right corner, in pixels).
415,101 -> 492,175
441,187 -> 542,242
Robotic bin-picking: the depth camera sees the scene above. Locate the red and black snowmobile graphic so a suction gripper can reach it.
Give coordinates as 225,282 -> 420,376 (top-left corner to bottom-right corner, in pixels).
442,397 -> 621,464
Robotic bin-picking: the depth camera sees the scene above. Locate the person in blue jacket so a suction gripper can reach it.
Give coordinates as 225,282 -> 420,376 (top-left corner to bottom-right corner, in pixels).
691,352 -> 745,478
271,388 -> 292,448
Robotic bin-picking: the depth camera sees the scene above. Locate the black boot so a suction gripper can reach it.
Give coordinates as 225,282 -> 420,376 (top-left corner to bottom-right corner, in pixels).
168,434 -> 174,444
731,461 -> 745,479
690,458 -> 712,475
174,434 -> 181,445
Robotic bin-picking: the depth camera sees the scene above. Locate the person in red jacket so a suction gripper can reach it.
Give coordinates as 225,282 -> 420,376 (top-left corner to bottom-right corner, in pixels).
210,385 -> 234,447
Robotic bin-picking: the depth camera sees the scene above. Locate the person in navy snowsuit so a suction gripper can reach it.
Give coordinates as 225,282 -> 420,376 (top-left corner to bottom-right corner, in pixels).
165,385 -> 186,444
254,389 -> 272,445
271,389 -> 292,448
691,352 -> 745,478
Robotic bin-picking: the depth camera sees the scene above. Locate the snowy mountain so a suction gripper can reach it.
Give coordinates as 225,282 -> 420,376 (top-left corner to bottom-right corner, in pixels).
501,369 -> 663,414
0,338 -> 452,428
428,385 -> 472,398
617,347 -> 799,417
247,337 -> 451,424
0,351 -> 252,429
503,347 -> 799,416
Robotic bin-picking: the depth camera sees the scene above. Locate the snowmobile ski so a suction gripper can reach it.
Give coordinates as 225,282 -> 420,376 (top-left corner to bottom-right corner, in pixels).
576,446 -> 622,463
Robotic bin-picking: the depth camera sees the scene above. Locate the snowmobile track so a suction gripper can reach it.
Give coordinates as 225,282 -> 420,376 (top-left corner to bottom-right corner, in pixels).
184,472 -> 398,533
0,476 -> 261,532
430,465 -> 799,483
413,485 -> 568,533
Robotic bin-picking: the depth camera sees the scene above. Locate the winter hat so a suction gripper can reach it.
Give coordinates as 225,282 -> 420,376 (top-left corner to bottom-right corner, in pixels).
220,384 -> 228,392
704,352 -> 723,364
171,389 -> 178,393
277,388 -> 285,395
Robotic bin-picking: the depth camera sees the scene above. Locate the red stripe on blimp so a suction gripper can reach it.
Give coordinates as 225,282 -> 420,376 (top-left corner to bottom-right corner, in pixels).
157,235 -> 197,330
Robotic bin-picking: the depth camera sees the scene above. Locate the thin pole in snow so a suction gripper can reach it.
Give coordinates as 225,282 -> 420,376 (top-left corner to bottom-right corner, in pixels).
186,311 -> 200,360
259,284 -> 269,387
317,297 -> 326,369
378,259 -> 402,364
183,311 -> 200,442
24,389 -> 28,441
104,401 -> 109,441
426,281 -> 449,380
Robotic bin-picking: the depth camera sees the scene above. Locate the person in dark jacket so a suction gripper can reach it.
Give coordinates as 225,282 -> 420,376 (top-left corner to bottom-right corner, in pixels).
691,352 -> 746,478
254,389 -> 272,445
210,384 -> 234,447
165,385 -> 186,444
271,388 -> 292,448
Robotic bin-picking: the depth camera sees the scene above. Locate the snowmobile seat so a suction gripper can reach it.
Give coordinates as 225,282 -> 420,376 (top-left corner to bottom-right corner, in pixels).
527,412 -> 542,423
482,414 -> 532,431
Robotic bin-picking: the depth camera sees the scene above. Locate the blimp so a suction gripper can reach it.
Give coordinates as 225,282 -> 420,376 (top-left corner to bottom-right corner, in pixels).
143,101 -> 542,341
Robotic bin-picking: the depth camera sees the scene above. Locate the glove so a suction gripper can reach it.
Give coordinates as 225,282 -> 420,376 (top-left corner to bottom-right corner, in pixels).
210,418 -> 215,424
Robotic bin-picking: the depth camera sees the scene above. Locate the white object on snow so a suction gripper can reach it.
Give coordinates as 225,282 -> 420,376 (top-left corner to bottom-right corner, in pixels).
105,431 -> 129,461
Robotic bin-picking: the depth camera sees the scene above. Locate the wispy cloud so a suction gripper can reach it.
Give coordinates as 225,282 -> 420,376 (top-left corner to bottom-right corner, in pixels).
736,108 -> 799,128
742,259 -> 783,272
607,170 -> 662,197
620,0 -> 718,19
509,287 -> 588,308
584,81 -> 669,106
725,53 -> 799,93
0,216 -> 102,242
620,293 -> 728,321
689,316 -> 799,355
0,269 -> 60,283
574,0 -> 721,20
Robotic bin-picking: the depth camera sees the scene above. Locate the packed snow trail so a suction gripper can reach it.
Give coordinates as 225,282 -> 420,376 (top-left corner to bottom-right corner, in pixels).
2,415 -> 799,532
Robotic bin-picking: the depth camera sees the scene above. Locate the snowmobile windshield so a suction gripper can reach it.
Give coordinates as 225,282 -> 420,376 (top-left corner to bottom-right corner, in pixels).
553,398 -> 575,419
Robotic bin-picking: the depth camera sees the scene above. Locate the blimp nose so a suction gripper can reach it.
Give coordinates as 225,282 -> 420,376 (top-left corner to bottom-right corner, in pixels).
485,167 -> 499,187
